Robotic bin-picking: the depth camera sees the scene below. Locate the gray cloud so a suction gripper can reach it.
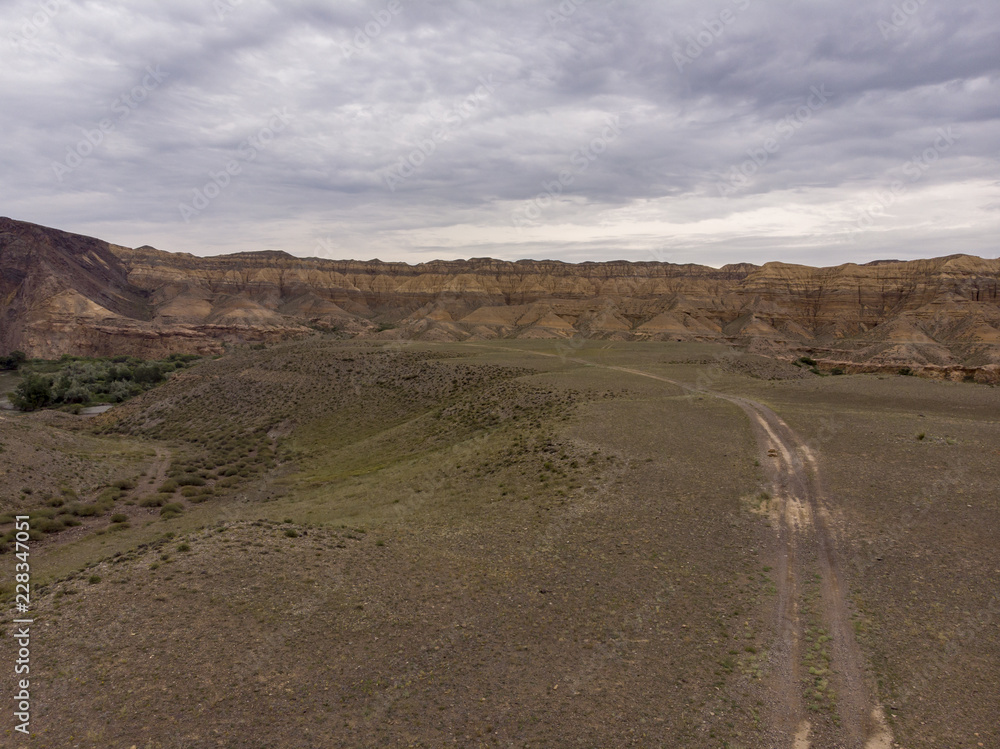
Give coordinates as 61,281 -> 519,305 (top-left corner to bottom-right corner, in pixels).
2,0 -> 998,265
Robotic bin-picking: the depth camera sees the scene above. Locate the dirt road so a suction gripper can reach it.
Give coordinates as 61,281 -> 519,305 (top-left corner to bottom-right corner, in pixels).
501,349 -> 894,748
719,392 -> 893,749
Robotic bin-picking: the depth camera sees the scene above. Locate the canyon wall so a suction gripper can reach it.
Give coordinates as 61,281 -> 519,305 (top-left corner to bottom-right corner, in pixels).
2,217 -> 998,378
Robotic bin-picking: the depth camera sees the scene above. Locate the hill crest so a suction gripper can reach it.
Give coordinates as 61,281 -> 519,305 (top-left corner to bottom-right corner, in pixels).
2,217 -> 998,379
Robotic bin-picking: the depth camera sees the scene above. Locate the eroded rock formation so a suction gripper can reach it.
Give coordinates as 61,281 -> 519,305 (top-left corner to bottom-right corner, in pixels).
2,217 -> 998,379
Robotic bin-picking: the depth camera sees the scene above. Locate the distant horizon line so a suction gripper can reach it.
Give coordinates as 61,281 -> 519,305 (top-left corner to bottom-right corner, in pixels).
3,215 -> 998,271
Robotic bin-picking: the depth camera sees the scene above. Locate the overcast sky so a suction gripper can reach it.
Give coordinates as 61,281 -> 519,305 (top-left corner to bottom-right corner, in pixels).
2,0 -> 998,266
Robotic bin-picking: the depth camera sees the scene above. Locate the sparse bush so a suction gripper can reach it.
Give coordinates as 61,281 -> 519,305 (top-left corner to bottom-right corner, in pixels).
139,495 -> 166,508
107,379 -> 141,403
60,382 -> 93,404
34,518 -> 65,534
110,513 -> 128,523
133,362 -> 166,385
0,351 -> 27,371
10,373 -> 52,411
97,487 -> 123,503
160,503 -> 184,519
106,363 -> 134,381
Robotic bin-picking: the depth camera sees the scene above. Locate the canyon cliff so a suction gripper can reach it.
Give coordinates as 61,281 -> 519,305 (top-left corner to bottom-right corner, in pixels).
2,217 -> 998,380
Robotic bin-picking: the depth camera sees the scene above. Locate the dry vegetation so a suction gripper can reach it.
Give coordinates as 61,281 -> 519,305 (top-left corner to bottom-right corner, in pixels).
0,411 -> 155,554
1,338 -> 997,748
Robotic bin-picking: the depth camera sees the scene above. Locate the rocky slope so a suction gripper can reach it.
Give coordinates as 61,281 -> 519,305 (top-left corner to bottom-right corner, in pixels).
2,217 -> 998,379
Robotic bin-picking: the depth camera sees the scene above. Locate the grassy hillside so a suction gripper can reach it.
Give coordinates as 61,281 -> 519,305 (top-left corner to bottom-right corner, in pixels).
1,338 -> 997,747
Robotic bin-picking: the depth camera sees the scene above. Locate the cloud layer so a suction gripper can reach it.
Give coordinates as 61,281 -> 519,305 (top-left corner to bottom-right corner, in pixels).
2,0 -> 998,265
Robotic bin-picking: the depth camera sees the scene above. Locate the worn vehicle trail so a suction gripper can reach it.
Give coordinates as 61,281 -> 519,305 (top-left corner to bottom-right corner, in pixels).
718,390 -> 894,749
494,348 -> 893,748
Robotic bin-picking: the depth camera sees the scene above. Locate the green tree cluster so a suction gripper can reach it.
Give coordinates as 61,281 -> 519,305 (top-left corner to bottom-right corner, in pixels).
0,351 -> 26,370
9,353 -> 200,411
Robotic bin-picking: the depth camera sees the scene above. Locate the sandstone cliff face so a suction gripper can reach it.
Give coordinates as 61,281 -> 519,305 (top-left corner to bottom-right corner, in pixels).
2,218 -> 998,377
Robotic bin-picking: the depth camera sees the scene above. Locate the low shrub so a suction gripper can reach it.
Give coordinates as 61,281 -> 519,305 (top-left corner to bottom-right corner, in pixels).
96,487 -> 123,503
0,351 -> 26,371
160,503 -> 184,520
34,518 -> 65,534
10,374 -> 52,411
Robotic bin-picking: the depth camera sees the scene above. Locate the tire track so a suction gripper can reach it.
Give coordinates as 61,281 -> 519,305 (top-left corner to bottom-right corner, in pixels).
726,395 -> 892,748
477,346 -> 892,747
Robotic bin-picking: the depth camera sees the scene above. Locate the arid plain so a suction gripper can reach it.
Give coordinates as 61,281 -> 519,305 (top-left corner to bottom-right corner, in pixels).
2,337 -> 997,748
